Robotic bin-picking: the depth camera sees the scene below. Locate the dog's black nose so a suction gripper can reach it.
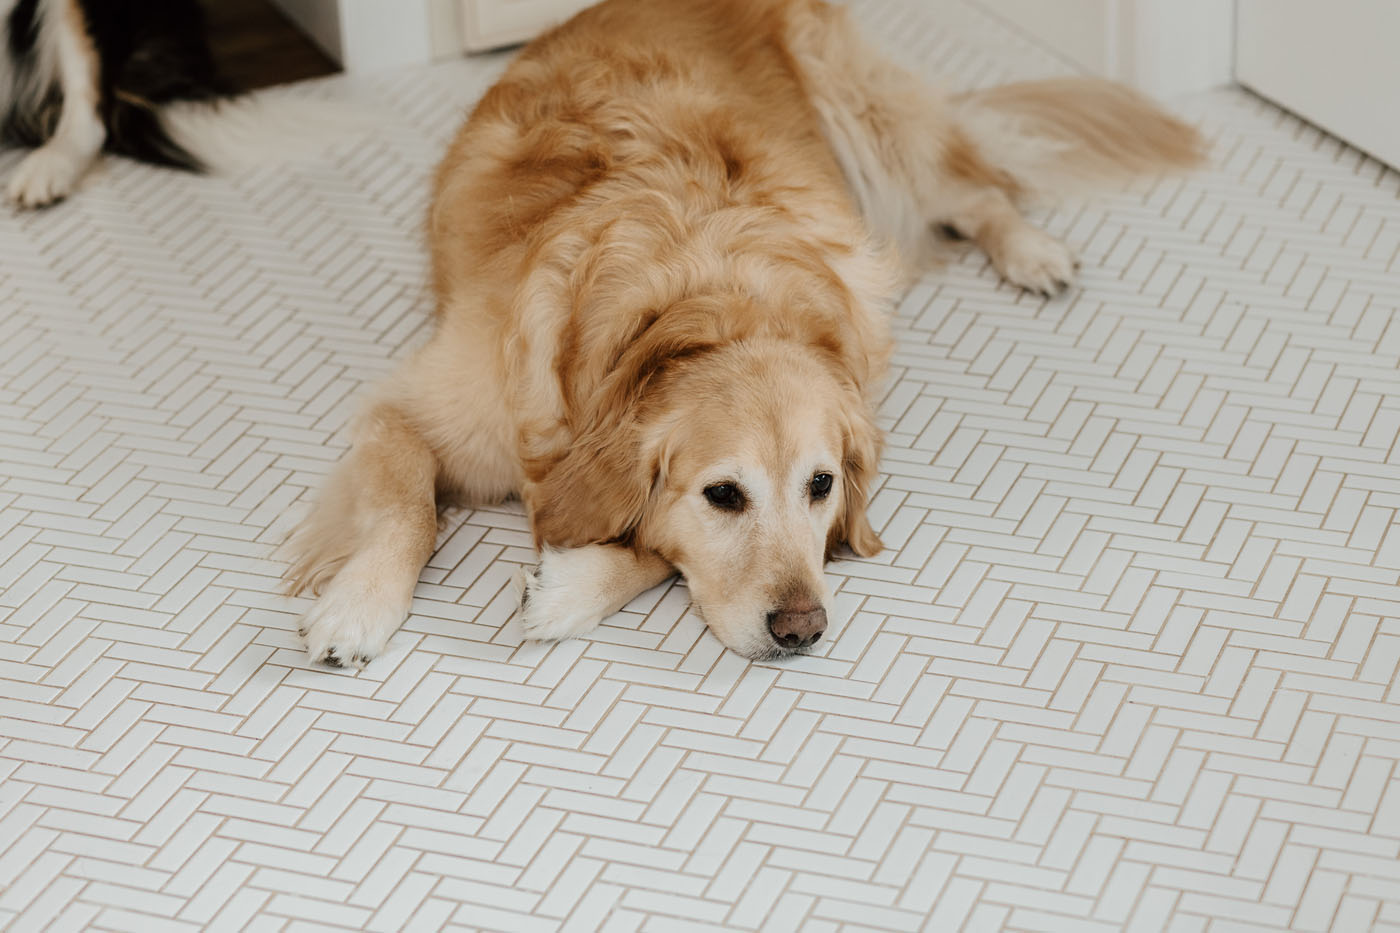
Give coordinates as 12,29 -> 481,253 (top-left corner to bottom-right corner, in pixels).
767,606 -> 826,650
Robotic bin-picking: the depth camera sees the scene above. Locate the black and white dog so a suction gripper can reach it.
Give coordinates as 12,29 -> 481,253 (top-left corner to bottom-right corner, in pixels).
2,0 -> 231,208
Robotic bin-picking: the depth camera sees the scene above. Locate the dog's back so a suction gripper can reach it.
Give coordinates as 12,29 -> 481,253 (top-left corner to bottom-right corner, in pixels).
427,0 -> 894,463
428,0 -> 858,305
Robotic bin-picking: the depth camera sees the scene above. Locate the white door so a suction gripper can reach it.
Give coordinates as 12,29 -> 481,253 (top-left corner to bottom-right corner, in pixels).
1235,0 -> 1400,170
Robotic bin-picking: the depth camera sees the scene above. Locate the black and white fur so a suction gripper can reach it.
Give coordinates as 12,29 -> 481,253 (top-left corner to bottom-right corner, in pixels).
2,0 -> 230,208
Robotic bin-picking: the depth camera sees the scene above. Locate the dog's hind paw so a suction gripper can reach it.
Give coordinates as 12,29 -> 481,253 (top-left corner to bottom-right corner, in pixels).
993,227 -> 1078,297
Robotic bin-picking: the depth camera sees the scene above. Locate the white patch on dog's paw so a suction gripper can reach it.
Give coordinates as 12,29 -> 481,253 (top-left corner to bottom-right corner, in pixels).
516,548 -> 611,642
7,146 -> 90,209
298,565 -> 413,670
994,227 -> 1078,296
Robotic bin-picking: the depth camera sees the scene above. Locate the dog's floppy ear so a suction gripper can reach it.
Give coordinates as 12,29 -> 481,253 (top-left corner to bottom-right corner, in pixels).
530,306 -> 718,547
529,417 -> 659,547
831,399 -> 883,558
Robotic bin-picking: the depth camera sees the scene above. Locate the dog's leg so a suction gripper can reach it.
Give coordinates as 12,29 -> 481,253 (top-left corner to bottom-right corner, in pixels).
7,0 -> 106,208
939,185 -> 1078,297
286,404 -> 438,669
785,0 -> 1077,295
518,545 -> 674,642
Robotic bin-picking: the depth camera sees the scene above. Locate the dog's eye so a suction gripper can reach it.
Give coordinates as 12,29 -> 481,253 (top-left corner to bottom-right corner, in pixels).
810,472 -> 834,500
703,483 -> 744,511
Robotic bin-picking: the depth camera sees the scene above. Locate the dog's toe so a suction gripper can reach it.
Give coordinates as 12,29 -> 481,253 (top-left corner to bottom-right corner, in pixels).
297,569 -> 410,671
994,227 -> 1077,297
7,146 -> 87,209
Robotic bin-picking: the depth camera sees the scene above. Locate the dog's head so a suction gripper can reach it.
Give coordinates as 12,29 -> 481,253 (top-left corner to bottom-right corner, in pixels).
531,328 -> 882,660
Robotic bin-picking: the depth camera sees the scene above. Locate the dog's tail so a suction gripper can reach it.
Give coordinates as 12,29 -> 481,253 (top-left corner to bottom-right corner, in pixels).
154,92 -> 377,175
952,77 -> 1206,201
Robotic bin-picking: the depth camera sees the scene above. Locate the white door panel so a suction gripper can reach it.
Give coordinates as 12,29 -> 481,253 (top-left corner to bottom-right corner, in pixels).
1236,0 -> 1400,170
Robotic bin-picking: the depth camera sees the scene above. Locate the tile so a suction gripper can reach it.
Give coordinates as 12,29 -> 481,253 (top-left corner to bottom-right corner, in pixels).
2,0 -> 1399,930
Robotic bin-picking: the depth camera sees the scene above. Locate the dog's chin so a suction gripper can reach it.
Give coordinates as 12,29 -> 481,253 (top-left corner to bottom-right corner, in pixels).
708,621 -> 813,662
693,598 -> 817,661
748,640 -> 813,663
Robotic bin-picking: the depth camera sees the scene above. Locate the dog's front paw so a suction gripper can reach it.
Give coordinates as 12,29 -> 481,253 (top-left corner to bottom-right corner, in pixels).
516,550 -> 607,642
7,146 -> 90,209
993,227 -> 1078,297
298,569 -> 413,670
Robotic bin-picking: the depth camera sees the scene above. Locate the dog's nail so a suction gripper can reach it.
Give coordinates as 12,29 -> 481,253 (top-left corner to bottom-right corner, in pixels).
520,570 -> 538,608
323,649 -> 343,668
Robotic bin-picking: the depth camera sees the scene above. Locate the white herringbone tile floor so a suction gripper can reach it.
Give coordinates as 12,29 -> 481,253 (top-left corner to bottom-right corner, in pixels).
3,2 -> 1399,931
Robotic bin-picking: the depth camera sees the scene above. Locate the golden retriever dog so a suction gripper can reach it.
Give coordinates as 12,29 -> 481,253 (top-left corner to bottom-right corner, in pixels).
284,0 -> 1202,666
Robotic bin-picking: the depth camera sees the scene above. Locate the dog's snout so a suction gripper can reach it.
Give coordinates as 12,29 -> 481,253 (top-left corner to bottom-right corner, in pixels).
766,605 -> 827,650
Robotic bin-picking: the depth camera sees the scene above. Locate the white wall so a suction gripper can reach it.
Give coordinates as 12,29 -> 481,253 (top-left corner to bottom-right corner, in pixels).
270,0 -> 1236,90
973,0 -> 1234,99
269,0 -> 597,69
269,0 -> 466,73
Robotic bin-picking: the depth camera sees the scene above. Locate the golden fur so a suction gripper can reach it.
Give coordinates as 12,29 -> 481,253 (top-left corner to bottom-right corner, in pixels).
285,0 -> 1203,666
